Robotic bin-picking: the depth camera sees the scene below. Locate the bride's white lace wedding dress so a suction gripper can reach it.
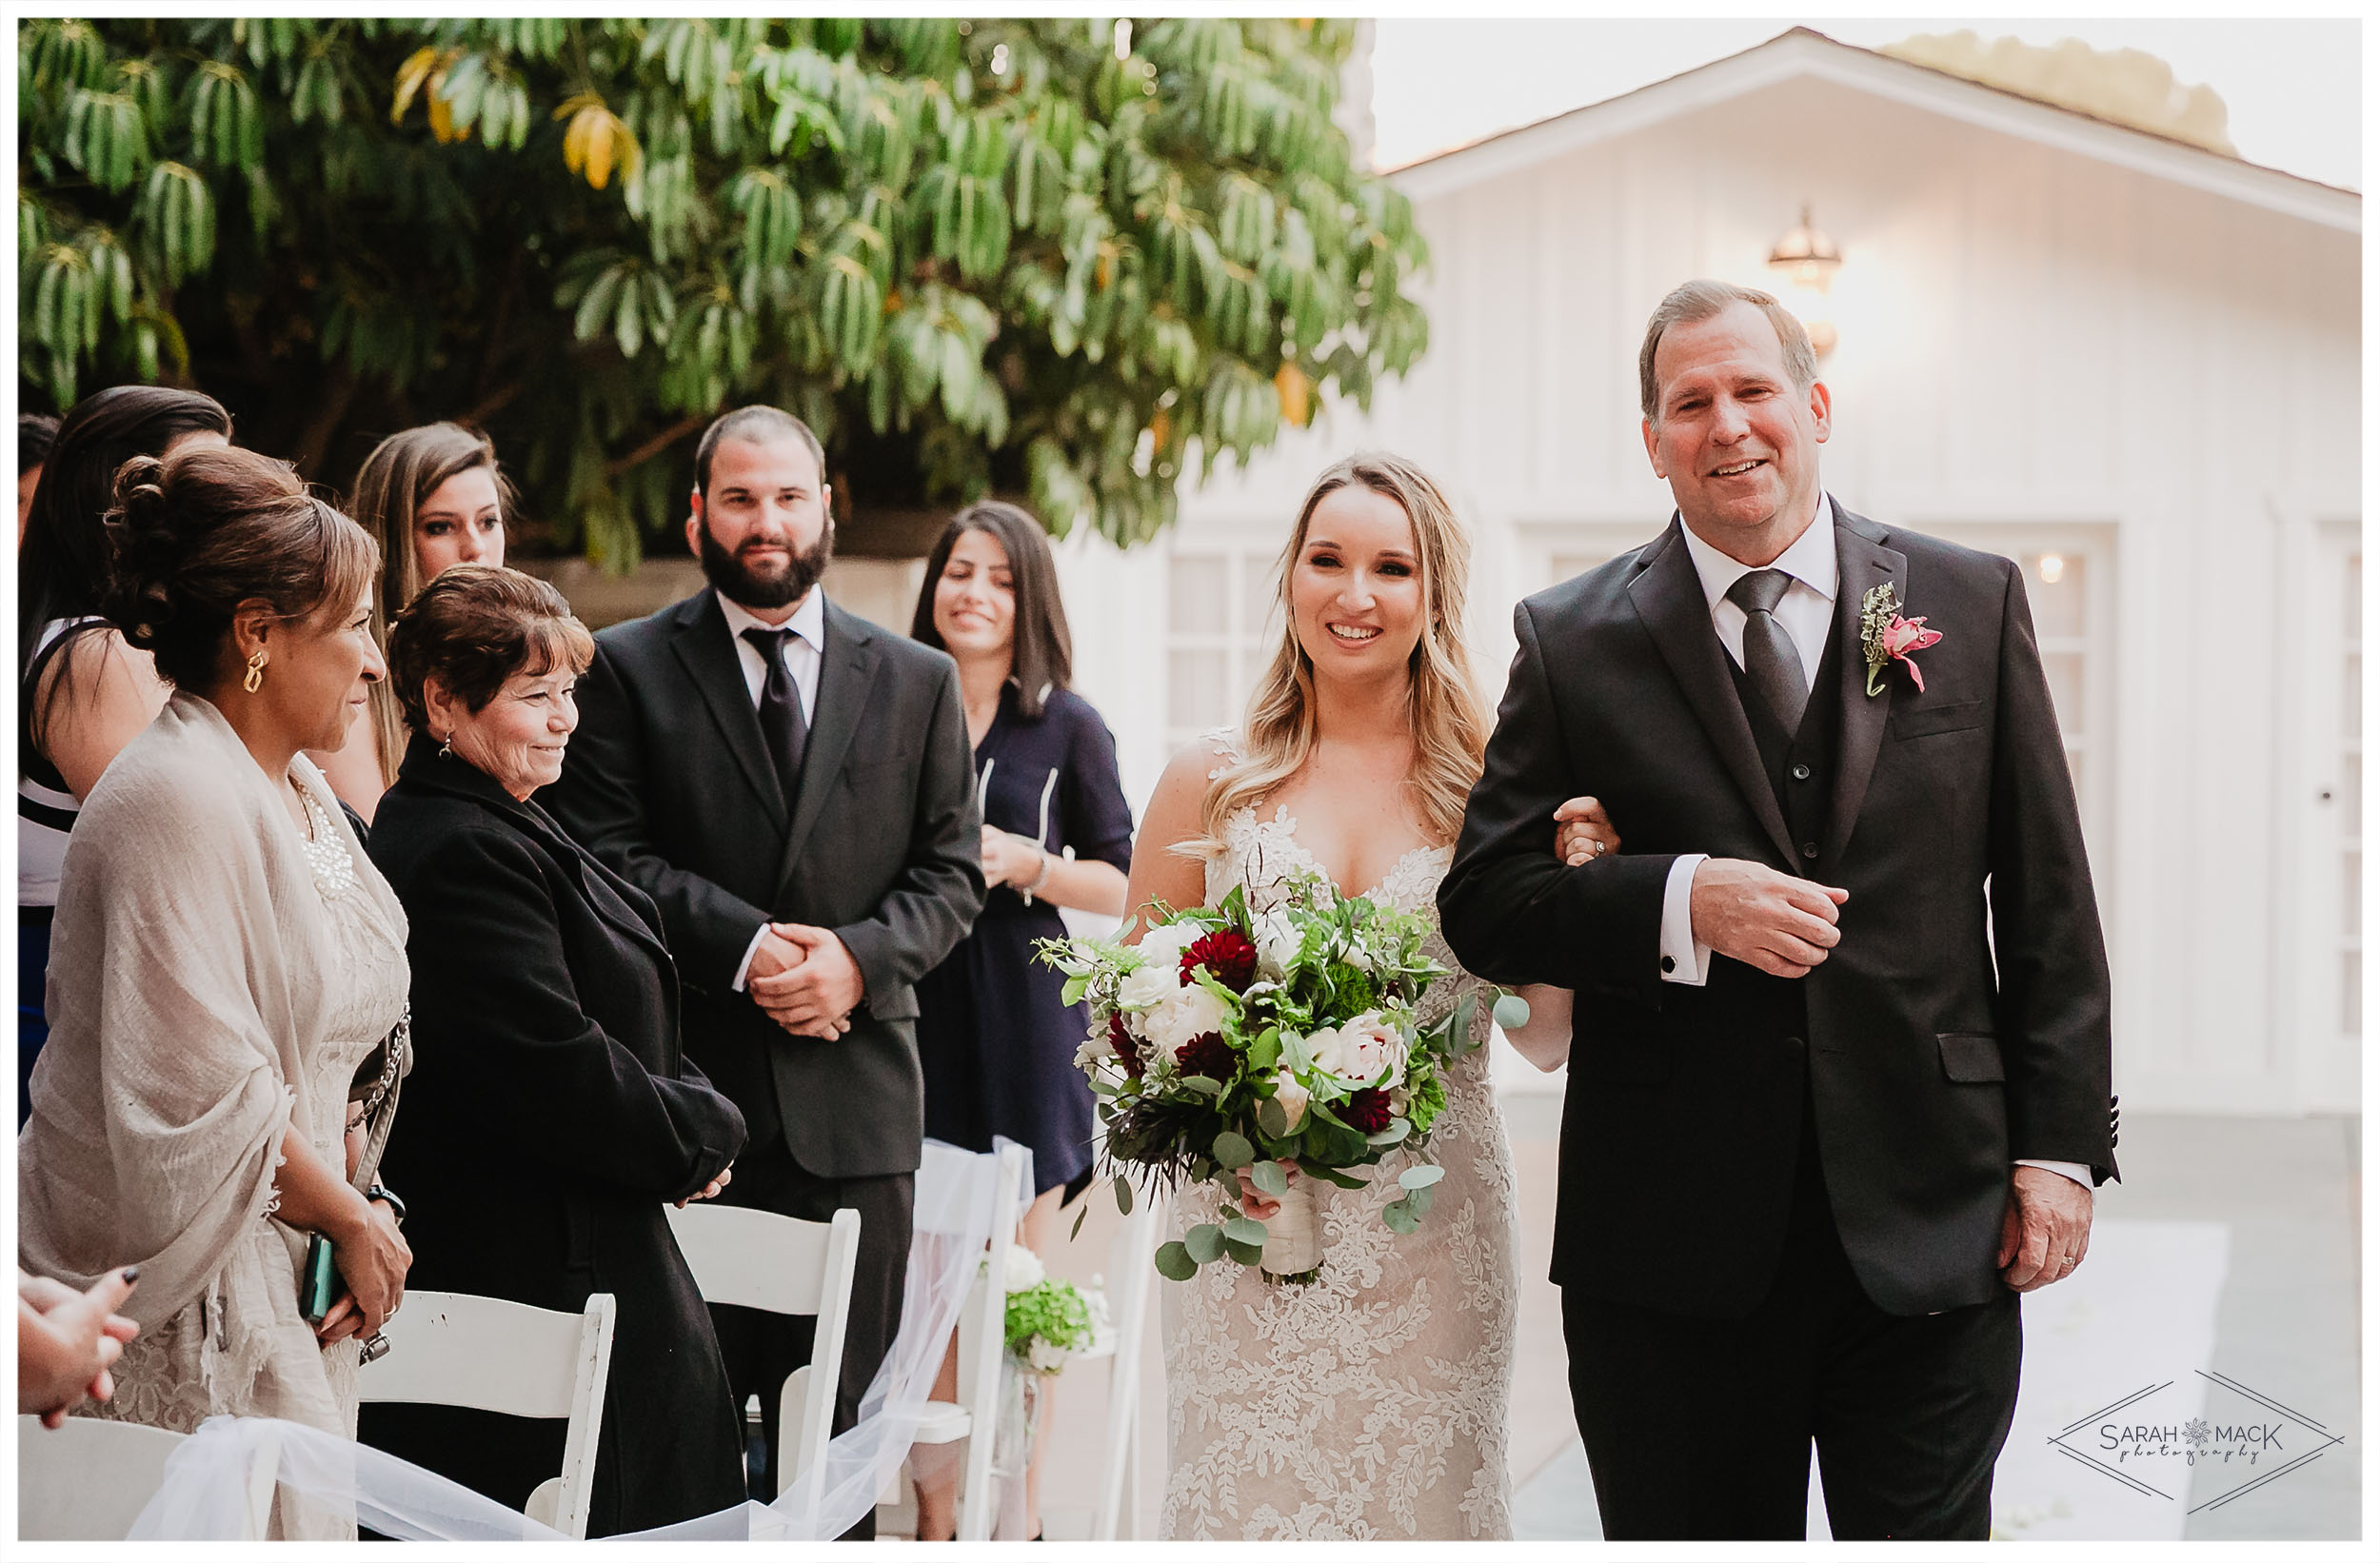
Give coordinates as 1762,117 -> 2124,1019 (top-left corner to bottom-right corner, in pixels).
1158,781 -> 1520,1540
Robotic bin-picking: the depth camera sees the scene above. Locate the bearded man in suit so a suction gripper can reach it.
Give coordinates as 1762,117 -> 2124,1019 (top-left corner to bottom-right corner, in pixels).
1439,281 -> 2117,1539
545,406 -> 983,1519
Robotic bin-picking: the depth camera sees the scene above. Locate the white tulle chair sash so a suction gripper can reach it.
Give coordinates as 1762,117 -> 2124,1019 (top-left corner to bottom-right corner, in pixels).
128,1138 -> 1031,1542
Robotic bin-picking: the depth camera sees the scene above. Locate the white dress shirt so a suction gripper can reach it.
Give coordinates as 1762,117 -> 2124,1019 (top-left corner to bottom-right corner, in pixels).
724,588 -> 825,990
1644,495 -> 2089,1190
717,586 -> 824,723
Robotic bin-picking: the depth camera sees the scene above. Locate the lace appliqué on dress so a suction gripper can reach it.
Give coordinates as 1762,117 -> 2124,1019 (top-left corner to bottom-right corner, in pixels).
1159,791 -> 1520,1540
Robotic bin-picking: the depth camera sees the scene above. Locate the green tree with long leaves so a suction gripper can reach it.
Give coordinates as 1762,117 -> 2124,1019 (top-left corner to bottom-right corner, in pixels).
19,16 -> 1428,563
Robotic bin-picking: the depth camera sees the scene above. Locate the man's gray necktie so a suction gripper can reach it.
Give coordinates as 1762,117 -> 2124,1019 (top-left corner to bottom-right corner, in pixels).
1725,568 -> 1809,732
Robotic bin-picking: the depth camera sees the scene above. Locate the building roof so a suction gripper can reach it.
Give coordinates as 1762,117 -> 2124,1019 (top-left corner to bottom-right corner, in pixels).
1388,28 -> 2358,233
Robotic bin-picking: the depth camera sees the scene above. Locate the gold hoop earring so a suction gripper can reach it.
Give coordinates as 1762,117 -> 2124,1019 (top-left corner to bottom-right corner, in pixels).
243,649 -> 267,694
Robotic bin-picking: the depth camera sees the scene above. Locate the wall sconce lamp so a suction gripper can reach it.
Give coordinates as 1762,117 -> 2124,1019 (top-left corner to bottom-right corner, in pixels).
1768,203 -> 1843,290
1767,202 -> 1842,358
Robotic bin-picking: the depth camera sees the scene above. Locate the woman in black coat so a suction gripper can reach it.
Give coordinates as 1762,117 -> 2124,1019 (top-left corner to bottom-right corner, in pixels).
357,565 -> 748,1535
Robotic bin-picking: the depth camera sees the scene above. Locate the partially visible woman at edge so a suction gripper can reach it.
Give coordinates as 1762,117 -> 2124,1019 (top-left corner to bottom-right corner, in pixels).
312,421 -> 509,821
17,445 -> 412,1538
905,501 -> 1134,1542
18,386 -> 233,1125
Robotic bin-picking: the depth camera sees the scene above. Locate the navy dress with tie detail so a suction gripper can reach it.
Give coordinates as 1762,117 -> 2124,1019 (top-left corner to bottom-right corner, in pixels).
914,682 -> 1134,1197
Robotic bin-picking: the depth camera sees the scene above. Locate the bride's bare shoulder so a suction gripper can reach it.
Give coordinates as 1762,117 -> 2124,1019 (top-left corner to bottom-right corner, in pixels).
1144,733 -> 1237,824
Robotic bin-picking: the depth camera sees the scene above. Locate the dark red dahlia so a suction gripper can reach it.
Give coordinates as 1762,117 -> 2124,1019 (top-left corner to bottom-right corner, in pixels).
1107,1012 -> 1143,1078
1173,1030 -> 1236,1082
1180,929 -> 1259,994
1342,1087 -> 1393,1134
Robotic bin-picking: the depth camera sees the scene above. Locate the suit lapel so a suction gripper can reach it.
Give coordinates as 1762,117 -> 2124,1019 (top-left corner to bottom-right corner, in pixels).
1628,519 -> 1796,865
777,599 -> 882,883
1819,507 -> 1908,874
667,591 -> 790,834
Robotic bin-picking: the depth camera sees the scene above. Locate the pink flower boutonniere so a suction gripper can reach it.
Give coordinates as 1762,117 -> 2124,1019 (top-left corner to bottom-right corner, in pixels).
1859,584 -> 1943,696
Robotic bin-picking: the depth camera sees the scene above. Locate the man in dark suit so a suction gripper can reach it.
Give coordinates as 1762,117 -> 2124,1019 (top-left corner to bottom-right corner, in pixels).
545,406 -> 983,1514
1438,281 -> 2117,1539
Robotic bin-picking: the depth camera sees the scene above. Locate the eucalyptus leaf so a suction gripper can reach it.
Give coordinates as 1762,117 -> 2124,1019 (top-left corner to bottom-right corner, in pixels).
1398,1163 -> 1444,1191
1180,1075 -> 1223,1097
1224,1237 -> 1264,1266
1365,1118 -> 1411,1147
1382,1199 -> 1419,1235
1248,1159 -> 1288,1197
1183,1222 -> 1226,1264
1211,1130 -> 1254,1170
1492,993 -> 1533,1031
1070,1204 -> 1088,1241
1408,1182 -> 1436,1217
1113,1177 -> 1134,1216
1153,1240 -> 1199,1281
1256,1098 -> 1290,1138
1221,1216 -> 1269,1246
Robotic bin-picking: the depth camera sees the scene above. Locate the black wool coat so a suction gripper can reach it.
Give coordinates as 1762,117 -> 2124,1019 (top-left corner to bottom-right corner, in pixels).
361,736 -> 749,1535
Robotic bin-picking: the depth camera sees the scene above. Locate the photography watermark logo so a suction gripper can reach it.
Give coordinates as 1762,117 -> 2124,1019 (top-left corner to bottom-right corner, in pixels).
2050,1371 -> 2345,1513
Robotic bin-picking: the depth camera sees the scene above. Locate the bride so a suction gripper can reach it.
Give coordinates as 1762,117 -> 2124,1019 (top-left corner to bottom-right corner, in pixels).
1123,452 -> 1607,1539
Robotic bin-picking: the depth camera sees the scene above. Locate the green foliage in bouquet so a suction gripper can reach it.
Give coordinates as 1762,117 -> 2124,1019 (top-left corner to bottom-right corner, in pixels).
18,16 -> 1429,564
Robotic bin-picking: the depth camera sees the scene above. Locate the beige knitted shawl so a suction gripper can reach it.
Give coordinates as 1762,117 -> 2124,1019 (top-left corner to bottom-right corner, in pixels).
18,692 -> 407,1329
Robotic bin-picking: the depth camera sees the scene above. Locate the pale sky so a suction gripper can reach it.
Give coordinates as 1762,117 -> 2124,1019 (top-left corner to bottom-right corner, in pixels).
1370,18 -> 2362,191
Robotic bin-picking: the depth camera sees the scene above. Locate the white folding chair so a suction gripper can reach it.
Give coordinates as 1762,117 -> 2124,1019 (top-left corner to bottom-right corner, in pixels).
904,1140 -> 1031,1542
664,1201 -> 863,1510
17,1415 -> 278,1539
357,1289 -> 616,1539
1089,1177 -> 1167,1540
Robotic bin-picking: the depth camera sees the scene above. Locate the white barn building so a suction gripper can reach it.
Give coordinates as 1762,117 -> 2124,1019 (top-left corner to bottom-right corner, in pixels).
1051,29 -> 2362,1118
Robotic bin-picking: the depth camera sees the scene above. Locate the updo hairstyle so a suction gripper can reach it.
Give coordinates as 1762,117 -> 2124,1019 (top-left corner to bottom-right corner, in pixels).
102,445 -> 380,690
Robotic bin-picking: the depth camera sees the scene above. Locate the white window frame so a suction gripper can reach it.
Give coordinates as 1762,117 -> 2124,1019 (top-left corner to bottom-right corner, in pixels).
1163,522 -> 1289,754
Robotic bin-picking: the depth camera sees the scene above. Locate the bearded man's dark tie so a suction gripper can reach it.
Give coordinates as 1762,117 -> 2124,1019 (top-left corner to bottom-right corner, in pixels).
1725,567 -> 1809,732
741,625 -> 809,804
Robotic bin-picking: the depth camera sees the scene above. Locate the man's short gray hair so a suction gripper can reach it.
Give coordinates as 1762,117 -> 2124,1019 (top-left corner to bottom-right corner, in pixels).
1637,280 -> 1818,424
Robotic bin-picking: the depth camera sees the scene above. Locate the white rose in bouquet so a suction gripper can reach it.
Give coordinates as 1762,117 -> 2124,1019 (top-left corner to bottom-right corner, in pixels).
1253,910 -> 1300,978
1316,1010 -> 1406,1088
1269,1069 -> 1311,1131
1026,1338 -> 1072,1373
1134,920 -> 1203,968
1002,1243 -> 1048,1293
1142,981 -> 1227,1054
1116,960 -> 1180,1012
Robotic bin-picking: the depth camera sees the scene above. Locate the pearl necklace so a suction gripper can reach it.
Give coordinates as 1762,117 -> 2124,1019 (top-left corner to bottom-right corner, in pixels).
294,782 -> 359,900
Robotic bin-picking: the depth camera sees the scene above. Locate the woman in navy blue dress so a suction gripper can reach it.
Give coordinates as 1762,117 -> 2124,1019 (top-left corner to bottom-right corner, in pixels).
911,501 -> 1133,1219
909,501 -> 1132,1539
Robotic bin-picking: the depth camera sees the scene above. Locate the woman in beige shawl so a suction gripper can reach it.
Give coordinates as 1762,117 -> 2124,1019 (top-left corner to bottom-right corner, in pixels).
18,445 -> 412,1512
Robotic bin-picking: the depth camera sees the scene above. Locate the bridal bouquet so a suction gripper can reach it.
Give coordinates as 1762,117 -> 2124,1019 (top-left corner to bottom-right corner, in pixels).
1037,876 -> 1523,1283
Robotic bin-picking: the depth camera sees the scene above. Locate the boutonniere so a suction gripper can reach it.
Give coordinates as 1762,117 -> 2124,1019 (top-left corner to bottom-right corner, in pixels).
1859,584 -> 1944,696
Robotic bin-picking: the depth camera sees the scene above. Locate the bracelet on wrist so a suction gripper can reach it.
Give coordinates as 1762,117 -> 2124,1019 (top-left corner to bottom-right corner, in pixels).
1022,843 -> 1056,900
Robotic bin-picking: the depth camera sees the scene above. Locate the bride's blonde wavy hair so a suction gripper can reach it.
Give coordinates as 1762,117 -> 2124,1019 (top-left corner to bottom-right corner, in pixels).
1186,451 -> 1492,861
